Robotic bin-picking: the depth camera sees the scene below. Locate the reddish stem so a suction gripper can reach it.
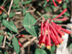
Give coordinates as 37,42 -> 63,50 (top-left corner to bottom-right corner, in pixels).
53,17 -> 68,21
49,23 -> 63,43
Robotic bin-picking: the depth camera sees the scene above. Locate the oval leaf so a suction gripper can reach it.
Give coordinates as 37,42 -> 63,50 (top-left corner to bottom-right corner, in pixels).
3,20 -> 18,33
35,49 -> 47,54
14,0 -> 19,4
23,13 -> 37,37
62,3 -> 67,9
9,13 -> 15,18
13,37 -> 20,54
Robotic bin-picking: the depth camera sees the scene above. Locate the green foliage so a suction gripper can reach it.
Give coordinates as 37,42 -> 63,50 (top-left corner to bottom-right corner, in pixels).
2,14 -> 7,19
65,0 -> 69,3
3,20 -> 18,33
14,0 -> 19,5
44,15 -> 50,19
9,13 -> 15,18
4,51 -> 8,54
7,32 -> 13,37
0,35 -> 3,46
21,1 -> 32,4
23,8 -> 26,15
35,49 -> 47,54
50,5 -> 57,9
43,0 -> 47,7
0,0 -> 70,54
62,3 -> 67,9
51,45 -> 56,53
23,13 -> 37,37
54,20 -> 63,23
13,37 -> 20,54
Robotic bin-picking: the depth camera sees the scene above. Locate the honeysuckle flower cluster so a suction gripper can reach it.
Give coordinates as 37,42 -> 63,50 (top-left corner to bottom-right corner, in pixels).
38,9 -> 71,50
47,0 -> 62,7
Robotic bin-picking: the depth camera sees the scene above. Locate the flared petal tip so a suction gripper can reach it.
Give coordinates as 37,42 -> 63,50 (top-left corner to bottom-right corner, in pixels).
56,44 -> 59,47
47,46 -> 51,50
41,43 -> 45,46
59,1 -> 62,4
0,11 -> 2,14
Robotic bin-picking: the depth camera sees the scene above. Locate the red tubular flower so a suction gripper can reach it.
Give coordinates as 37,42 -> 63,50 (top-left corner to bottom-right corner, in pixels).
38,21 -> 44,44
38,35 -> 43,44
53,17 -> 68,21
52,22 -> 62,30
52,0 -> 57,7
53,9 -> 67,20
46,22 -> 51,49
40,21 -> 48,46
57,0 -> 62,4
61,28 -> 71,34
49,23 -> 63,44
51,22 -> 65,37
50,30 -> 59,46
47,0 -> 49,2
38,19 -> 45,44
18,41 -> 23,47
0,6 -> 5,14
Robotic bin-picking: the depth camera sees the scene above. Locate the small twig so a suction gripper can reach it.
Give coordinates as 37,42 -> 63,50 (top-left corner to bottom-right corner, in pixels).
28,45 -> 30,54
19,2 -> 36,13
2,32 -> 7,48
23,37 -> 37,48
7,0 -> 13,21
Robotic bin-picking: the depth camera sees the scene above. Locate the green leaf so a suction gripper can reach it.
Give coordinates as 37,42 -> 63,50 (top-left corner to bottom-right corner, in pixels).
23,13 -> 37,37
51,45 -> 56,53
13,37 -> 20,54
21,1 -> 32,4
12,4 -> 20,9
62,3 -> 67,9
23,8 -> 26,15
7,32 -> 13,37
0,50 -> 2,53
35,49 -> 47,54
3,20 -> 18,33
69,43 -> 72,49
9,13 -> 15,18
6,41 -> 13,48
14,0 -> 19,4
2,14 -> 7,19
64,13 -> 70,16
51,5 -> 57,9
44,15 -> 50,19
4,51 -> 8,54
43,0 -> 47,7
44,7 -> 51,12
0,30 -> 4,33
54,21 -> 63,23
52,16 -> 57,19
65,0 -> 69,3
0,35 -> 3,46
